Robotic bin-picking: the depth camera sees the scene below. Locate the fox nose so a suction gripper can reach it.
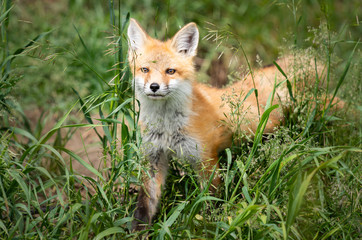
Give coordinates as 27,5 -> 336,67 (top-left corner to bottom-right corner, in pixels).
150,83 -> 160,92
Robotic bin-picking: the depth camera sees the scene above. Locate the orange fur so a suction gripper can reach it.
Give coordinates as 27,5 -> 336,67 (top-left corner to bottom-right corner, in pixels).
128,19 -> 291,230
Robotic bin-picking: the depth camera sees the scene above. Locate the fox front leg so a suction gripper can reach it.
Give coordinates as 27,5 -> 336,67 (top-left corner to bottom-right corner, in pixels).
132,151 -> 169,231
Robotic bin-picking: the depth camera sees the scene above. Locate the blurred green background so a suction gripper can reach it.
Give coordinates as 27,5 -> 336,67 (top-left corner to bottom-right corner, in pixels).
7,0 -> 361,113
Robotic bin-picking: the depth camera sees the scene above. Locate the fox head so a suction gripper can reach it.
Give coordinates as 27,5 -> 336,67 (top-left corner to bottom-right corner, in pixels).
127,19 -> 199,101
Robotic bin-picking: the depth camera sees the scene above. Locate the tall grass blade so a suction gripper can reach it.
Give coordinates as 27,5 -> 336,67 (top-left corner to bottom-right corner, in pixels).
9,127 -> 37,142
73,24 -> 91,58
107,98 -> 132,118
230,104 -> 279,202
1,30 -> 53,70
94,227 -> 125,240
273,61 -> 295,102
72,88 -> 103,140
324,41 -> 359,115
158,201 -> 187,237
245,104 -> 279,170
286,151 -> 347,235
0,5 -> 13,24
303,107 -> 317,136
99,107 -> 114,152
0,219 -> 8,236
219,204 -> 263,239
59,147 -> 105,182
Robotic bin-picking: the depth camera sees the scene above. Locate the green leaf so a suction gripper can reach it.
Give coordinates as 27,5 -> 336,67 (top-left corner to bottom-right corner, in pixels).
94,227 -> 125,240
325,40 -> 359,115
59,147 -> 105,182
0,219 -> 8,236
107,98 -> 132,118
303,106 -> 317,136
273,61 -> 295,102
9,127 -> 37,142
73,24 -> 91,58
286,152 -> 346,234
0,5 -> 13,24
219,204 -> 263,239
242,186 -> 252,203
0,30 -> 53,69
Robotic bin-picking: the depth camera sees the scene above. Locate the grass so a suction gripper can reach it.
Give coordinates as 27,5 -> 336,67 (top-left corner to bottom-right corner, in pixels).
1,0 -> 361,239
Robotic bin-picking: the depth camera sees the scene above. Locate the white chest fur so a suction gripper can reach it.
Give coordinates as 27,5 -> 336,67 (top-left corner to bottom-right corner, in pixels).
136,80 -> 201,164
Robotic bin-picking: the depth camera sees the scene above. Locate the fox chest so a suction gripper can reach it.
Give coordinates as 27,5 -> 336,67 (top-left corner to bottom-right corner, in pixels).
140,111 -> 201,164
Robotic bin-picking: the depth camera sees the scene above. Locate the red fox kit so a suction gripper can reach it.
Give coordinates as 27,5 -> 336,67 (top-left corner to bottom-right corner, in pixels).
128,18 -> 288,230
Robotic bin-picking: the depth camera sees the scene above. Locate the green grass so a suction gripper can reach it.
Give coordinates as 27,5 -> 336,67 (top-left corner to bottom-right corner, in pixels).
1,0 -> 361,239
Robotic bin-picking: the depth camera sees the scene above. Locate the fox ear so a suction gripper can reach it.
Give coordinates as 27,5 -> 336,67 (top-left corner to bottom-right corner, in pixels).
127,18 -> 148,52
171,23 -> 199,57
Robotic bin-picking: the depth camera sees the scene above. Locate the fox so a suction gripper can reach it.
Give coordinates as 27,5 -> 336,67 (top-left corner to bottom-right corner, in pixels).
127,18 -> 300,230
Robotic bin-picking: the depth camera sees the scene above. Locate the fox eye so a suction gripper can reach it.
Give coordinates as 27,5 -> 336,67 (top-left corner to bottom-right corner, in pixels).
140,67 -> 149,73
166,68 -> 176,75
